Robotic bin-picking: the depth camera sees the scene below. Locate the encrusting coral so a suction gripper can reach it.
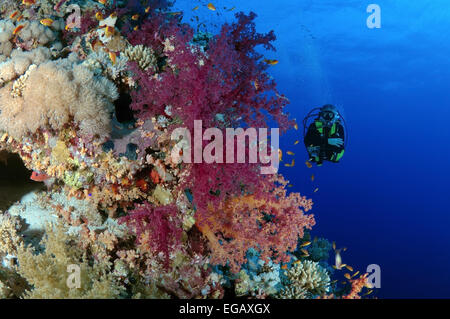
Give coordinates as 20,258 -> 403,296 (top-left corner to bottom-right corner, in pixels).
0,0 -> 370,299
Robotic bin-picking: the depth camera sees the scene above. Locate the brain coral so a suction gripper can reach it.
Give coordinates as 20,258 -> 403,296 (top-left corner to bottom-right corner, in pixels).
0,54 -> 118,139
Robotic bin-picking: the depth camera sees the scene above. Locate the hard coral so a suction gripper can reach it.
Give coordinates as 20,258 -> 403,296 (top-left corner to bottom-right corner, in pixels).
279,260 -> 331,298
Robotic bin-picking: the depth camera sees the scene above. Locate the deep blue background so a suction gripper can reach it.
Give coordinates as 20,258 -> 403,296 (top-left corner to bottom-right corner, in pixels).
176,0 -> 450,297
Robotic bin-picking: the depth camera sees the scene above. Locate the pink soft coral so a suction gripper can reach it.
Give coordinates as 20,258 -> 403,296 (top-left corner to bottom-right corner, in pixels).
126,12 -> 311,273
119,202 -> 182,267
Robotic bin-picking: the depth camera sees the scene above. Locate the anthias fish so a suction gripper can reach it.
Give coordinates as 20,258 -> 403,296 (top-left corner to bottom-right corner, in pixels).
13,25 -> 25,35
9,11 -> 19,19
40,19 -> 54,26
22,0 -> 36,6
264,59 -> 279,65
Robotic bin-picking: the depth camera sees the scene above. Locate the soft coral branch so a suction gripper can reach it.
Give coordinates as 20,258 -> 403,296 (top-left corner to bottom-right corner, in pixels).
196,176 -> 315,273
119,202 -> 182,268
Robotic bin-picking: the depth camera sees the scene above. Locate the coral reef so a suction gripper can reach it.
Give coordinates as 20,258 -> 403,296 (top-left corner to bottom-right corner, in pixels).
0,0 -> 369,300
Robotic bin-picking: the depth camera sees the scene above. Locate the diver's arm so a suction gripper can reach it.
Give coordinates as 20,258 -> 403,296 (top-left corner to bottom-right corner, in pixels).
328,123 -> 345,149
304,123 -> 323,147
337,123 -> 345,142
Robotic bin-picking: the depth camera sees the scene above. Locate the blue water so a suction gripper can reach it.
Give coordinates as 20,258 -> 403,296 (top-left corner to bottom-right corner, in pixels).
176,0 -> 450,297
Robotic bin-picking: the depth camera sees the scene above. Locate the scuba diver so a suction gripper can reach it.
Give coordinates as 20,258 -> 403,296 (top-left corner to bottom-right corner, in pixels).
303,104 -> 346,166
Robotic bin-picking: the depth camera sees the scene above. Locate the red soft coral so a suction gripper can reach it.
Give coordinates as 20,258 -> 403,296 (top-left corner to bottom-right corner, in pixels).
119,202 -> 182,268
196,176 -> 315,273
127,11 -> 309,273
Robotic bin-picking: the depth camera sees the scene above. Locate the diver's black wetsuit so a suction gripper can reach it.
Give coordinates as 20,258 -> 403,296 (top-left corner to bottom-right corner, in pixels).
304,120 -> 345,164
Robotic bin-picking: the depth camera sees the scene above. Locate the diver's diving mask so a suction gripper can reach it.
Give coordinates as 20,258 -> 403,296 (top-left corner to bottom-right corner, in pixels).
320,110 -> 336,121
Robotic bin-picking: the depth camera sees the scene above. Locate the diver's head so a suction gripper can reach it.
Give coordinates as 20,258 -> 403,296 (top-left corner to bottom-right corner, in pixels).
319,104 -> 339,122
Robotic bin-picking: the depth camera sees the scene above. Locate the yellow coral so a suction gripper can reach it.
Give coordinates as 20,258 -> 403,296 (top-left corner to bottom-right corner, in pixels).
14,222 -> 125,299
51,140 -> 70,164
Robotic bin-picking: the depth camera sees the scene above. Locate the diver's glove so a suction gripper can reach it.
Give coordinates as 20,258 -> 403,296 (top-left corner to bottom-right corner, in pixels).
307,146 -> 320,162
328,138 -> 344,147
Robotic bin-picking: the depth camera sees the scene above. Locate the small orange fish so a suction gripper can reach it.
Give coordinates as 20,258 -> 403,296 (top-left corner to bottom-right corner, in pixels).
345,265 -> 354,272
109,12 -> 117,19
13,25 -> 25,35
95,12 -> 104,20
285,159 -> 295,167
311,174 -> 315,181
301,249 -> 309,255
145,6 -> 150,13
9,11 -> 19,19
133,25 -> 139,31
287,151 -> 294,156
281,264 -> 288,270
300,241 -> 311,247
264,59 -> 279,65
105,26 -> 114,37
30,171 -> 50,182
98,0 -> 107,5
193,6 -> 199,11
294,140 -> 299,145
40,18 -> 54,26
17,15 -> 24,22
351,271 -> 360,278
131,14 -> 139,20
227,6 -> 236,11
294,123 -> 298,130
364,290 -> 373,296
305,161 -> 312,168
344,273 -> 351,280
278,149 -> 282,162
254,79 -> 259,90
65,23 -> 75,31
168,11 -> 182,16
108,51 -> 116,65
22,0 -> 36,6
207,3 -> 216,11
